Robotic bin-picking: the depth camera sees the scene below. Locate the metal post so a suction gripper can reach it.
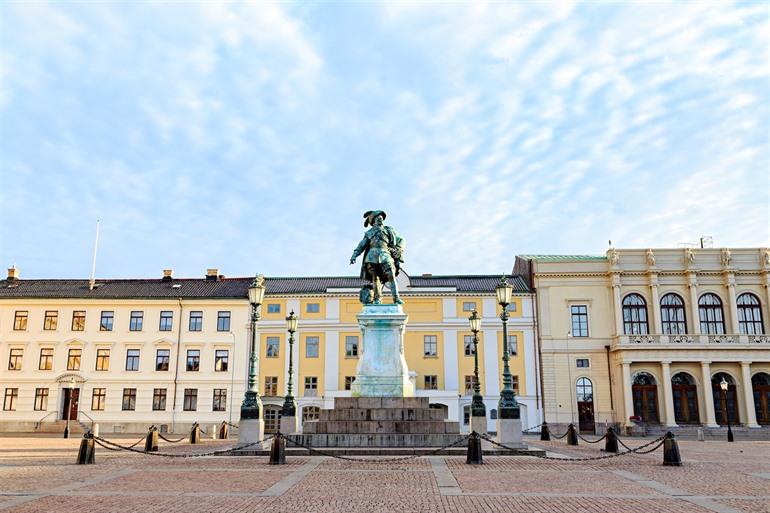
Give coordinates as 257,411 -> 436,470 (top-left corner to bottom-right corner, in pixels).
282,314 -> 297,418
567,423 -> 578,446
241,301 -> 263,421
219,421 -> 229,440
269,435 -> 286,465
190,422 -> 201,444
64,378 -> 75,439
496,277 -> 520,420
466,431 -> 483,465
470,320 -> 485,418
76,433 -> 95,464
540,422 -> 551,441
604,426 -> 618,453
663,432 -> 682,466
145,426 -> 158,452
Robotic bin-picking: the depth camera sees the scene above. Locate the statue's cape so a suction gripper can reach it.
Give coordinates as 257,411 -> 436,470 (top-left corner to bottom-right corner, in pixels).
360,225 -> 405,279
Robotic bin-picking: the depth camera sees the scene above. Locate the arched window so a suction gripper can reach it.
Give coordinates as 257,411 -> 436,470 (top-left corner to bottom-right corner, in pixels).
302,406 -> 320,422
737,293 -> 764,335
633,372 -> 657,386
576,377 -> 593,402
711,372 -> 739,425
622,294 -> 649,335
660,293 -> 686,334
699,294 -> 725,334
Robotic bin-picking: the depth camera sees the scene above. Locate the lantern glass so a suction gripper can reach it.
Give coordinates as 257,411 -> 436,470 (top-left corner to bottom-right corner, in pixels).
468,310 -> 480,332
248,278 -> 265,305
495,276 -> 513,306
720,377 -> 728,391
286,311 -> 298,332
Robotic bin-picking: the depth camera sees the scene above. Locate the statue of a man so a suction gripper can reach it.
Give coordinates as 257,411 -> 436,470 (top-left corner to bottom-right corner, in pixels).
350,210 -> 405,305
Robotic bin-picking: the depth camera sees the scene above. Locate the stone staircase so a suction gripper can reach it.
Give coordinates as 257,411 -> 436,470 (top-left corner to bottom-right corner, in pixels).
644,424 -> 770,441
36,420 -> 86,435
288,397 -> 465,448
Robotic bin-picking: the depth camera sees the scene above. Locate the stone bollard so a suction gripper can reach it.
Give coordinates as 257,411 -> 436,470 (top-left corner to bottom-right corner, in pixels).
663,432 -> 682,466
540,422 -> 551,441
92,423 -> 100,437
211,424 -> 218,440
567,424 -> 578,446
269,435 -> 286,465
76,433 -> 95,464
190,423 -> 201,444
144,426 -> 159,452
604,426 -> 618,453
696,427 -> 705,442
466,431 -> 483,465
219,422 -> 229,440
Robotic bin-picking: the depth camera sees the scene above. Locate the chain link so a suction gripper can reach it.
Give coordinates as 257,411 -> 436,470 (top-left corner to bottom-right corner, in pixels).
521,422 -> 545,433
91,432 -> 275,458
481,433 -> 667,461
576,432 -> 608,444
158,433 -> 187,443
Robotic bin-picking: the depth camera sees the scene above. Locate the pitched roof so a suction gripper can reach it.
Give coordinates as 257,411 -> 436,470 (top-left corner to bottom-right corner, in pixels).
517,254 -> 607,261
0,274 -> 530,299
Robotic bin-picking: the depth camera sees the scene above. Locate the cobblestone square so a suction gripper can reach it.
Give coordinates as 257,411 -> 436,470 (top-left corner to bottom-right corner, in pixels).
0,435 -> 768,512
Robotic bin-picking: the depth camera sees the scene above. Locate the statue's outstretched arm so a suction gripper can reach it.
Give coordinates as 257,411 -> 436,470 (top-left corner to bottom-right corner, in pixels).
350,237 -> 368,264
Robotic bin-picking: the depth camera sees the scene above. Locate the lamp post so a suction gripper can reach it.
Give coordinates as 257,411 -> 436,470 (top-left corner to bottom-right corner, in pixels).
64,377 -> 75,439
282,311 -> 298,418
495,276 -> 520,420
469,310 -> 485,419
240,275 -> 266,421
719,377 -> 734,442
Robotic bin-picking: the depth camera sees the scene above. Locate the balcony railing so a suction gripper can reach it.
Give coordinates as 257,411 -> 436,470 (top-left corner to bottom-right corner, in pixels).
616,333 -> 769,345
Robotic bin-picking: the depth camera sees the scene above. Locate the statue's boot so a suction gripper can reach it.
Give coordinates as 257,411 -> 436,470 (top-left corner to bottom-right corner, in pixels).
372,277 -> 382,304
390,279 -> 403,305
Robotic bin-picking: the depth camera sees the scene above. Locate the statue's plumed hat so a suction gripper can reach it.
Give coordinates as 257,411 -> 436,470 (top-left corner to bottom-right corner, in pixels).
363,210 -> 387,227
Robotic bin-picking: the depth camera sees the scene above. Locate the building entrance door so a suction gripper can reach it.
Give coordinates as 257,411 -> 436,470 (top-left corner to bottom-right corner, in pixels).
576,377 -> 595,433
62,388 -> 80,421
632,372 -> 659,423
671,373 -> 699,424
752,373 -> 770,425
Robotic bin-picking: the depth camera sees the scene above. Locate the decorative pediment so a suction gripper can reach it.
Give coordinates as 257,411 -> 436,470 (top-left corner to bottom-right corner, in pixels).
55,372 -> 86,384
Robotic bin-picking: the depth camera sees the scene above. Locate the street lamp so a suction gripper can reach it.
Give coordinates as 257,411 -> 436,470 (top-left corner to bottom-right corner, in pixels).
240,275 -> 266,421
719,377 -> 734,442
64,377 -> 75,439
468,310 -> 485,419
282,311 -> 298,418
495,276 -> 520,420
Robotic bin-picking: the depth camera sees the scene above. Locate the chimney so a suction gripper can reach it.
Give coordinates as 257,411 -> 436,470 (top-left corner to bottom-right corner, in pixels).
7,266 -> 19,281
162,269 -> 173,282
422,273 -> 432,277
206,268 -> 218,281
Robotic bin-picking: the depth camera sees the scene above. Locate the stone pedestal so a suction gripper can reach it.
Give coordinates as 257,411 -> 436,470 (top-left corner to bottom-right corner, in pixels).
497,418 -> 524,448
350,304 -> 414,397
238,419 -> 265,448
470,415 -> 487,435
280,415 -> 299,435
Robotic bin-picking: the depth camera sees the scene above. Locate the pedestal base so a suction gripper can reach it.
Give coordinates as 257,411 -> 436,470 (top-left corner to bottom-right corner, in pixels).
238,419 -> 266,448
497,418 -> 524,448
280,415 -> 299,435
470,415 -> 487,435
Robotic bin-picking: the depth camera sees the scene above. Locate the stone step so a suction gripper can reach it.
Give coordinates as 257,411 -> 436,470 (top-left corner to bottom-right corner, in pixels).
287,433 -> 467,448
319,407 -> 447,422
333,397 -> 431,410
228,446 -> 547,456
304,420 -> 461,435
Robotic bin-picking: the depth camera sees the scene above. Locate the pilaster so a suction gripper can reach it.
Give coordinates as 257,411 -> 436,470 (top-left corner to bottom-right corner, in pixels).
700,361 -> 717,427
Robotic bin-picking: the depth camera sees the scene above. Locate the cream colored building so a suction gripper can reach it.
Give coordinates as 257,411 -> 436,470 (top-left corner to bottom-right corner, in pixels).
0,267 -> 541,434
517,248 -> 770,434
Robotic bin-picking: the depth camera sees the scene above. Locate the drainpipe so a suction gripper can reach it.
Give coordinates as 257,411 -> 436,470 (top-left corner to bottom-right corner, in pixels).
171,298 -> 183,432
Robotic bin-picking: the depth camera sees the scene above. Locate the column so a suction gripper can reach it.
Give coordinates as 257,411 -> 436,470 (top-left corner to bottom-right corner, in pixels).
622,362 -> 634,427
741,362 -> 759,428
649,274 -> 661,334
660,361 -> 677,427
611,274 -> 624,336
688,272 -> 700,335
725,272 -> 740,334
762,271 -> 770,328
700,361 -> 717,427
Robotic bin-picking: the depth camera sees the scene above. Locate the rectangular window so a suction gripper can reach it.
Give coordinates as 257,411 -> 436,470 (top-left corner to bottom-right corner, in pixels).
71,310 -> 86,331
189,311 -> 203,331
39,348 -> 53,370
266,337 -> 280,358
155,349 -> 170,371
152,388 -> 167,411
213,389 -> 227,411
345,336 -> 359,357
159,311 -> 173,331
506,302 -> 517,313
508,335 -> 518,356
8,348 -> 23,370
267,303 -> 281,314
91,388 -> 106,411
462,301 -> 476,312
570,305 -> 589,337
306,303 -> 320,314
424,375 -> 438,390
129,311 -> 143,331
13,311 -> 28,331
34,388 -> 49,411
67,348 -> 82,371
304,376 -> 318,396
264,376 -> 278,396
122,388 -> 136,411
214,349 -> 229,372
125,349 -> 140,371
43,310 -> 58,330
305,336 -> 319,358
100,311 -> 114,331
512,375 -> 519,394
423,335 -> 438,357
463,335 -> 475,356
95,349 -> 110,371
183,389 -> 197,411
464,375 -> 475,394
576,358 -> 590,368
217,311 -> 231,332
344,376 -> 356,391
3,388 -> 18,411
186,349 -> 200,371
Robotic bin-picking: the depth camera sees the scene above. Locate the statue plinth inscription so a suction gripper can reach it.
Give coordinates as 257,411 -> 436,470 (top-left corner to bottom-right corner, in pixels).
350,303 -> 414,397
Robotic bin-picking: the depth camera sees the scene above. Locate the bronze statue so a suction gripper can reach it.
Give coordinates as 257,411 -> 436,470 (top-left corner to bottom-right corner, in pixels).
350,210 -> 405,305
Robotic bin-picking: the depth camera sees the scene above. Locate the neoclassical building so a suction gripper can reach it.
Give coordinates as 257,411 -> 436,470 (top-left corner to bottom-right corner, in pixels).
517,247 -> 770,434
0,267 -> 540,434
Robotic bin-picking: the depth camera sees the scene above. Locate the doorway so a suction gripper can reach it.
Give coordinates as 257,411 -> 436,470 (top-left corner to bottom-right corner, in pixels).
61,388 -> 80,421
671,372 -> 699,424
632,372 -> 660,423
576,377 -> 595,433
712,372 -> 739,426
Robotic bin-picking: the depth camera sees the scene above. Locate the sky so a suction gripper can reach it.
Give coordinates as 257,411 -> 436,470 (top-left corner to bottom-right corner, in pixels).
1,1 -> 768,280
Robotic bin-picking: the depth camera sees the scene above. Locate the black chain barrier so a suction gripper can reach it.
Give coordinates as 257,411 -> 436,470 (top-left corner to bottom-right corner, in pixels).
521,423 -> 545,433
91,432 -> 275,458
280,432 -> 472,463
158,433 -> 187,443
576,432 -> 608,444
550,429 -> 570,440
226,422 -> 239,429
481,433 -> 668,461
